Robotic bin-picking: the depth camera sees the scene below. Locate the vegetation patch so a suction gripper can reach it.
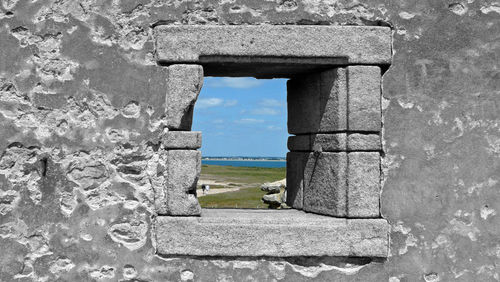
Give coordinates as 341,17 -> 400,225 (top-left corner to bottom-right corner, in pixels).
198,165 -> 286,208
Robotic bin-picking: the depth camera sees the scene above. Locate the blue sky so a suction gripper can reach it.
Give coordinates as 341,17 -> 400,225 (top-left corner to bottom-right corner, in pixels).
192,77 -> 289,157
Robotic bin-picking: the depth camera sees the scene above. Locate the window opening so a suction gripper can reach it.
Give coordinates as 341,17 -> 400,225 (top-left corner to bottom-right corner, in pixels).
192,77 -> 289,209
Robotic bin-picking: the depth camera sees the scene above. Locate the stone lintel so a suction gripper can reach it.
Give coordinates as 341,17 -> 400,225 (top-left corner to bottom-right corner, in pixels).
155,209 -> 389,258
155,25 -> 392,77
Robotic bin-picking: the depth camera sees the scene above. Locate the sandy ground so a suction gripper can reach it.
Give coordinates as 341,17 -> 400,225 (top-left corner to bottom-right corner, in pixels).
196,178 -> 286,197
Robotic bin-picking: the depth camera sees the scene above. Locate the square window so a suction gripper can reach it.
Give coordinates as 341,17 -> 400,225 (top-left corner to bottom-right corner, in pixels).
154,25 -> 391,258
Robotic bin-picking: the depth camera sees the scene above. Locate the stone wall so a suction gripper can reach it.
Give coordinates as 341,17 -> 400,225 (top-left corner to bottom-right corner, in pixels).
1,0 -> 499,281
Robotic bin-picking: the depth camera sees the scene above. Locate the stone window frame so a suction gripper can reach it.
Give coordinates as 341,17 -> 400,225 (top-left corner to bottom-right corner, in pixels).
152,25 -> 392,258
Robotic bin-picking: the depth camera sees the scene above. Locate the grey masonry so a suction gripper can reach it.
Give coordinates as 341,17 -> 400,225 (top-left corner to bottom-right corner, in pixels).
153,25 -> 390,257
347,66 -> 382,132
287,68 -> 348,134
161,130 -> 202,150
156,209 -> 389,257
286,66 -> 383,218
161,150 -> 202,216
165,64 -> 203,130
155,25 -> 392,65
0,1 -> 493,280
287,133 -> 381,152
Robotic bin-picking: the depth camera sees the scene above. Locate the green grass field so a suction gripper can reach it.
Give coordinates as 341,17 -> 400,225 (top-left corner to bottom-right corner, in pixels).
198,165 -> 286,209
198,187 -> 269,208
199,164 -> 286,184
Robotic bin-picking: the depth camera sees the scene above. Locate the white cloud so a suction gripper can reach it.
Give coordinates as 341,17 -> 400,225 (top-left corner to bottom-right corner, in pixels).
234,118 -> 265,124
259,99 -> 282,107
196,98 -> 223,109
224,100 -> 238,107
266,125 -> 282,131
196,98 -> 237,109
251,108 -> 279,115
206,77 -> 263,89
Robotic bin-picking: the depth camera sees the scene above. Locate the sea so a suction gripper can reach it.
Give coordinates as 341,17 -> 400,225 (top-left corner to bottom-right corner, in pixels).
202,159 -> 286,168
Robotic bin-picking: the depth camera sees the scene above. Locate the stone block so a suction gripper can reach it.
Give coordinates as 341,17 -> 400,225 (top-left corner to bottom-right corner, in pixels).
261,183 -> 282,194
287,73 -> 320,134
347,152 -> 381,218
165,65 -> 203,130
161,131 -> 201,149
347,66 -> 381,132
286,152 -> 307,209
347,133 -> 381,151
319,68 -> 348,132
161,150 -> 201,216
288,134 -> 347,152
288,68 -> 347,134
303,152 -> 347,217
155,25 -> 392,66
155,209 -> 389,257
287,135 -> 311,151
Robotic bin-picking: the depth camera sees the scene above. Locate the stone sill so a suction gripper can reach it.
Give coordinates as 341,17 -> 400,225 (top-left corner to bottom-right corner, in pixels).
155,209 -> 389,258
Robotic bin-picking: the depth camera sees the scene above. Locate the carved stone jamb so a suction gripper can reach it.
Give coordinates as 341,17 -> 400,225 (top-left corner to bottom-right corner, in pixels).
287,66 -> 382,218
155,65 -> 204,216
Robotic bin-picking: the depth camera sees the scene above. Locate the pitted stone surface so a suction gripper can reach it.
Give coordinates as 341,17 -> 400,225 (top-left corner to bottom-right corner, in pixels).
161,131 -> 202,149
165,65 -> 203,130
160,150 -> 201,216
156,209 -> 389,257
288,68 -> 347,134
347,66 -> 381,132
348,152 -> 381,218
1,0 -> 496,280
155,25 -> 392,66
303,152 -> 348,217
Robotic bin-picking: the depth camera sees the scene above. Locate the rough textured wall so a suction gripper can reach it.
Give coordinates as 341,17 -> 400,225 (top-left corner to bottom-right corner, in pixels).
0,0 -> 499,281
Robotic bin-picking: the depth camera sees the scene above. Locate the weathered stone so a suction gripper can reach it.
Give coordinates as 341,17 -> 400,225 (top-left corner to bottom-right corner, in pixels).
348,152 -> 380,218
280,190 -> 287,203
287,73 -> 320,134
262,194 -> 281,208
32,93 -> 68,110
288,68 -> 347,134
155,209 -> 389,257
319,68 -> 348,132
260,183 -> 282,194
286,152 -> 306,209
347,66 -> 381,132
155,25 -> 392,67
161,150 -> 201,216
161,131 -> 201,149
347,133 -> 381,151
303,152 -> 348,217
165,65 -> 203,130
288,134 -> 347,151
